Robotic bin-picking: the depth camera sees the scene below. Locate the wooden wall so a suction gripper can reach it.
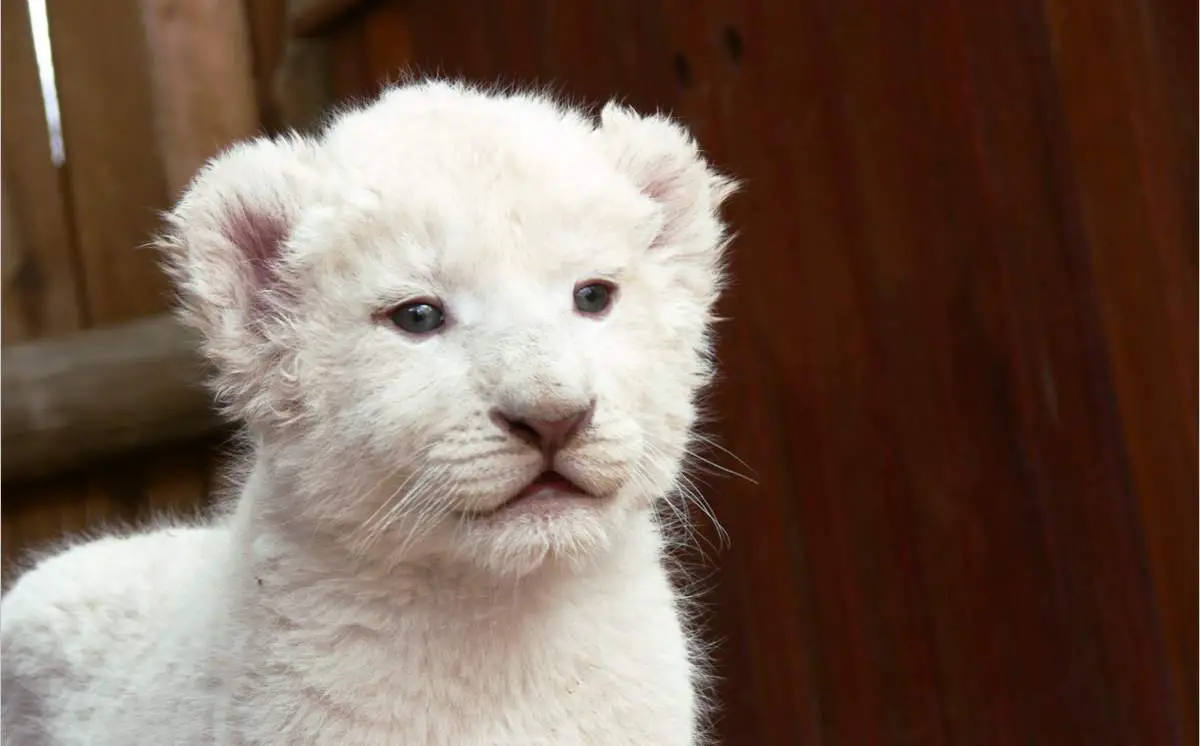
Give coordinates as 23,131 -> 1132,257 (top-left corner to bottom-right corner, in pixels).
0,0 -> 262,569
2,1 -> 1194,744
306,1 -> 1196,743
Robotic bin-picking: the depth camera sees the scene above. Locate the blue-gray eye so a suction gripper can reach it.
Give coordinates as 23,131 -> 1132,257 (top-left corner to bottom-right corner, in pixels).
389,302 -> 444,334
574,282 -> 615,316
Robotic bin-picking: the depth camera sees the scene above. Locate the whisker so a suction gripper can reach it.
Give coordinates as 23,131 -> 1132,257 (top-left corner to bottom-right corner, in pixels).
688,431 -> 757,478
391,465 -> 457,559
642,429 -> 758,486
674,469 -> 729,550
637,439 -> 729,555
345,442 -> 441,560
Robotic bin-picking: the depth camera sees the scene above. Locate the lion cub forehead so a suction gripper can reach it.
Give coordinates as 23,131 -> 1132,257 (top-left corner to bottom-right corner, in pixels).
325,85 -> 599,180
310,86 -> 659,254
327,82 -> 593,149
329,187 -> 654,291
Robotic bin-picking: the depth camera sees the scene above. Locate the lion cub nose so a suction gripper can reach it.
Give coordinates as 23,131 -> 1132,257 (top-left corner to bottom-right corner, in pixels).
491,403 -> 595,456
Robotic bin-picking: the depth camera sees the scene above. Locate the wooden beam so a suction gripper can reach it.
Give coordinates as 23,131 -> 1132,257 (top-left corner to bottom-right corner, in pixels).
2,314 -> 221,484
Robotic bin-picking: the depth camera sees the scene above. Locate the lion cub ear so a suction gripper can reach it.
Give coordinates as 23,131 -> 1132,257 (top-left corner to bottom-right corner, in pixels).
158,135 -> 322,421
596,103 -> 737,254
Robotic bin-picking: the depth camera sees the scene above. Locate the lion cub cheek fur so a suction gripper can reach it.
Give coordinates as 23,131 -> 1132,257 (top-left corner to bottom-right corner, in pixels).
1,82 -> 735,745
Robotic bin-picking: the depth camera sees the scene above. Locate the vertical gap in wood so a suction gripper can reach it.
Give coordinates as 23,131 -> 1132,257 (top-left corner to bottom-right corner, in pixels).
2,0 -> 85,339
55,149 -> 91,328
34,0 -> 92,326
34,0 -> 92,329
46,0 -> 172,324
24,0 -> 63,164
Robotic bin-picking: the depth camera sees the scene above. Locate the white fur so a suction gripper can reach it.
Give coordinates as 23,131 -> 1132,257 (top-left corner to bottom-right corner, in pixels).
1,81 -> 735,745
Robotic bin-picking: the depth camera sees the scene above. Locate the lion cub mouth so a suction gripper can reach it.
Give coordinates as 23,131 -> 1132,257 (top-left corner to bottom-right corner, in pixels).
518,470 -> 583,498
473,470 -> 596,519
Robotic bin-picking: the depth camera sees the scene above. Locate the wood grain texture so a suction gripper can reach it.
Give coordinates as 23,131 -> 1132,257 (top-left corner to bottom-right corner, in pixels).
272,0 -> 338,133
4,0 -> 256,576
322,1 -> 1195,744
1038,1 -> 1198,734
2,479 -> 123,577
0,0 -> 84,342
289,0 -> 370,37
2,314 -> 218,485
2,443 -> 222,578
361,0 -> 413,90
243,0 -> 289,132
45,0 -> 171,325
140,0 -> 261,197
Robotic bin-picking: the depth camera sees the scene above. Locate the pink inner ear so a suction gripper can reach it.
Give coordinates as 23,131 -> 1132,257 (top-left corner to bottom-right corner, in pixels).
223,202 -> 289,289
643,173 -> 686,249
643,173 -> 679,204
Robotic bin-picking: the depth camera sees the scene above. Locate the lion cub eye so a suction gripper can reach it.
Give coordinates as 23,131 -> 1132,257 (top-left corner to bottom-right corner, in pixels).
389,301 -> 445,334
574,281 -> 616,316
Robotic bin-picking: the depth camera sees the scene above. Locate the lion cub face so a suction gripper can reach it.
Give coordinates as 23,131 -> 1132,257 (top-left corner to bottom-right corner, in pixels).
163,82 -> 734,575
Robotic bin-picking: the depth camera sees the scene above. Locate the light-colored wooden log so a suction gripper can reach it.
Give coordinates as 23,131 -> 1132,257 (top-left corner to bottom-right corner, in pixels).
1,314 -> 220,484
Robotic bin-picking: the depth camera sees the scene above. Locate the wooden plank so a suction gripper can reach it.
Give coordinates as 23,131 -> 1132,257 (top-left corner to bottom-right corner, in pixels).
289,0 -> 371,38
2,443 -> 218,577
140,0 -> 262,197
46,0 -> 171,325
481,1 -> 547,87
652,4 -> 823,744
137,0 -> 260,513
1,314 -> 219,484
136,448 -> 215,524
272,0 -> 337,131
243,0 -> 289,132
1,0 -> 84,342
277,35 -> 335,130
2,478 -> 127,577
361,0 -> 412,92
1039,0 -> 1198,738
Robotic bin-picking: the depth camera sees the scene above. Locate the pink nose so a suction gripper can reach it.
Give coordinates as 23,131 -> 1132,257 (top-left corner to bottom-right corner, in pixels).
490,403 -> 595,455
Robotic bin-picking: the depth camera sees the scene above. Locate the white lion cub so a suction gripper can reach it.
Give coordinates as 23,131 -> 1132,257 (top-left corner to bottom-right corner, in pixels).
1,81 -> 736,745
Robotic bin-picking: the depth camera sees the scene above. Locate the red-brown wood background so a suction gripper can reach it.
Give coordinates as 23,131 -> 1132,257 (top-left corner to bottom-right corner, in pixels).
3,1 -> 1193,743
303,1 -> 1196,743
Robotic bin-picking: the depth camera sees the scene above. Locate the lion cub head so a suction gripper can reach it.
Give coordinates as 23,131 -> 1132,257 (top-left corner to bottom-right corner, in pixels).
162,82 -> 735,576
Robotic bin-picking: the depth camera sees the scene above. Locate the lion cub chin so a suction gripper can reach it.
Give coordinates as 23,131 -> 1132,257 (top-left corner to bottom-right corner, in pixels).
1,81 -> 736,745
